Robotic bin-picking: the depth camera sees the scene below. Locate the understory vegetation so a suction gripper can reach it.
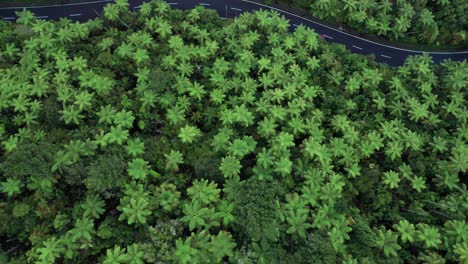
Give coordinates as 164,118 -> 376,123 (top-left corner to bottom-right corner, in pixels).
0,0 -> 467,263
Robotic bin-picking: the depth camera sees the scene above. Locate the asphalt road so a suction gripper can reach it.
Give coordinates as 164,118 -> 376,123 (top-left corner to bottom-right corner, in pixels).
1,0 -> 467,66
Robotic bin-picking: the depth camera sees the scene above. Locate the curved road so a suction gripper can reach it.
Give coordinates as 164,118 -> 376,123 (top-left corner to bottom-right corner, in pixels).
0,0 -> 467,66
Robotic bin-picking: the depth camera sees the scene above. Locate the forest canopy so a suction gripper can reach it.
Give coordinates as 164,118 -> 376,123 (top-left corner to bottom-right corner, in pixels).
0,0 -> 467,263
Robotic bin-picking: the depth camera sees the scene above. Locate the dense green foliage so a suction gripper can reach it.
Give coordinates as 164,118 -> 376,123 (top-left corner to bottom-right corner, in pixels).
268,0 -> 467,47
0,1 -> 467,263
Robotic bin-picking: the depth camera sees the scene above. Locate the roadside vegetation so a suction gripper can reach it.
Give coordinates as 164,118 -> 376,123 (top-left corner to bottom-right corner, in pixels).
0,0 -> 467,263
266,0 -> 467,48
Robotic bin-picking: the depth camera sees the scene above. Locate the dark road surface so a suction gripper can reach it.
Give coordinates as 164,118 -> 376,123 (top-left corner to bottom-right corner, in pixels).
1,0 -> 467,66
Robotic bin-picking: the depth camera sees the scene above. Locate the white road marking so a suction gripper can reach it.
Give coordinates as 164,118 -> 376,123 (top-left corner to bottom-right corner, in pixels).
199,3 -> 211,6
231,7 -> 243,11
36,15 -> 48,19
352,45 -> 363,50
168,2 -> 178,5
293,24 -> 299,27
69,13 -> 82,17
240,0 -> 468,55
381,54 -> 392,59
3,17 -> 15,20
92,8 -> 101,17
133,5 -> 141,9
0,0 -> 112,9
323,34 -> 333,39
